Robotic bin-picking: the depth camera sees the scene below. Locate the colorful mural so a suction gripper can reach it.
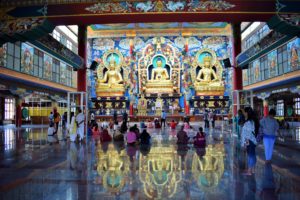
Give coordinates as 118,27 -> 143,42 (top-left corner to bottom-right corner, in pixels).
60,62 -> 67,85
88,34 -> 233,101
287,38 -> 300,71
253,59 -> 260,82
85,1 -> 235,14
43,54 -> 52,80
268,50 -> 277,78
21,43 -> 34,75
243,69 -> 248,86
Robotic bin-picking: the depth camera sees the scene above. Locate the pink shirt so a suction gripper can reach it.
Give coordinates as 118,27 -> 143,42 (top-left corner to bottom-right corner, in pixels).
126,131 -> 137,144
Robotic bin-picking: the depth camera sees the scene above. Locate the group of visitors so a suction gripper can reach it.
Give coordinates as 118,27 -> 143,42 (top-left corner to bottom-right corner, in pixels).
239,107 -> 279,176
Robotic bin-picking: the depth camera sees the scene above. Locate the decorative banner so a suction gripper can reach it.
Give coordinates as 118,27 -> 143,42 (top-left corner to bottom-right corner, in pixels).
21,43 -> 34,75
43,53 -> 52,80
252,59 -> 260,82
268,50 -> 277,78
242,69 -> 248,86
60,62 -> 67,85
287,38 -> 300,71
0,44 -> 7,67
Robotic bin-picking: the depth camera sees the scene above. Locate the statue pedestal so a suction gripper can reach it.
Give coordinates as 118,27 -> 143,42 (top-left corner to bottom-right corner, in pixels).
194,83 -> 225,96
145,81 -> 174,94
96,85 -> 125,97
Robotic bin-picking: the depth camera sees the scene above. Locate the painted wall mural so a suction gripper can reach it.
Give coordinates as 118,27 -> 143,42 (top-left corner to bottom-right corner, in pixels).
268,50 -> 277,78
88,34 -> 233,103
287,37 -> 300,71
21,43 -> 34,75
0,44 -> 6,67
43,54 -> 52,80
85,1 -> 235,14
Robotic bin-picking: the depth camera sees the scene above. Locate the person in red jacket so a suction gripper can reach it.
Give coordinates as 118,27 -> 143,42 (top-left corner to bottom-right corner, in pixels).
170,120 -> 178,130
100,129 -> 112,143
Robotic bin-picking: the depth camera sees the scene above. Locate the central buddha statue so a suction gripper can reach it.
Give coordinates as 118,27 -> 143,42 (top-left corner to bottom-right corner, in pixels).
145,57 -> 175,94
194,55 -> 224,96
151,59 -> 169,81
96,58 -> 125,96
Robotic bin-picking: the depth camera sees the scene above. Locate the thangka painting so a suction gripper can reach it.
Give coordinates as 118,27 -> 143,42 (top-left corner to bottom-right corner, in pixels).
21,43 -> 34,75
0,44 -> 6,67
287,38 -> 300,71
60,62 -> 67,85
252,59 -> 260,82
43,54 -> 52,80
268,50 -> 277,78
242,69 -> 248,86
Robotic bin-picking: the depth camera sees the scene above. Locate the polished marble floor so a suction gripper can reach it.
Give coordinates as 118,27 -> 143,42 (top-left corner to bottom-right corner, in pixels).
0,123 -> 299,200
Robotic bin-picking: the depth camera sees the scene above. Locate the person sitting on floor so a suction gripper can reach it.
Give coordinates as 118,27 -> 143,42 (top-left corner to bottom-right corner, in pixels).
48,123 -> 58,144
140,120 -> 147,129
126,127 -> 137,145
147,119 -> 154,128
193,127 -> 206,148
154,118 -> 161,129
177,126 -> 189,145
113,127 -> 124,142
140,129 -> 151,145
100,128 -> 112,143
170,120 -> 178,130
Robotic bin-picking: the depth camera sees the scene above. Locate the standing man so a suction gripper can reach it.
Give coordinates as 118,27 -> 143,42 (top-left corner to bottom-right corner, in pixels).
204,110 -> 209,128
113,109 -> 118,123
122,110 -> 128,124
76,109 -> 85,142
260,109 -> 279,163
161,110 -> 167,128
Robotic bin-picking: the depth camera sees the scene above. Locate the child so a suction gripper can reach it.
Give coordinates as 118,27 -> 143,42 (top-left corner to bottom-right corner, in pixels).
48,123 -> 58,144
170,120 -> 177,130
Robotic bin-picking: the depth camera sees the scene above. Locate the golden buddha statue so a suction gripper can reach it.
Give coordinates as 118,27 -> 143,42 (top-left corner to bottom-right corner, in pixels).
194,55 -> 224,96
96,58 -> 125,96
151,59 -> 169,80
145,58 -> 174,93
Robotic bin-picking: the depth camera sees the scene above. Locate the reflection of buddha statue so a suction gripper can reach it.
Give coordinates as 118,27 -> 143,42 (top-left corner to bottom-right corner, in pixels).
151,59 -> 169,81
194,55 -> 224,96
96,58 -> 125,96
196,56 -> 219,83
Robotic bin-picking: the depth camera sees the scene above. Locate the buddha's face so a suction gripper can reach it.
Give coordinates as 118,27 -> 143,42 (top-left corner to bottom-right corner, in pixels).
204,61 -> 211,68
157,60 -> 163,68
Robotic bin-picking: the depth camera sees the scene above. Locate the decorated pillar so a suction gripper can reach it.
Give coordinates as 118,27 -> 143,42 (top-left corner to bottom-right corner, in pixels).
263,100 -> 269,117
15,98 -> 22,128
77,25 -> 87,92
232,23 -> 243,116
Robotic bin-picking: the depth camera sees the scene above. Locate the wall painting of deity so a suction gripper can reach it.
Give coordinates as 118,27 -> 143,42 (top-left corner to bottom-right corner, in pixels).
43,54 -> 52,80
21,43 -> 34,75
242,69 -> 248,86
287,38 -> 300,71
60,62 -> 67,85
268,50 -> 277,78
252,59 -> 260,82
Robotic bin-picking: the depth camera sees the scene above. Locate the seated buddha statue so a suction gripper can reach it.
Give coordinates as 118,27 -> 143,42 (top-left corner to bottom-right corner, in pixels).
145,58 -> 174,93
194,55 -> 224,95
151,59 -> 169,81
96,58 -> 125,96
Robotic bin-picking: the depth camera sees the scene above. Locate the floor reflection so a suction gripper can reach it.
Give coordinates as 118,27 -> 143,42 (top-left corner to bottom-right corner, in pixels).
0,126 -> 299,200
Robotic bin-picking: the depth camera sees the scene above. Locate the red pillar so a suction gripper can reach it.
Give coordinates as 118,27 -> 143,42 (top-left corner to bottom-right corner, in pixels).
15,99 -> 22,128
129,104 -> 134,116
77,25 -> 87,92
232,23 -> 243,116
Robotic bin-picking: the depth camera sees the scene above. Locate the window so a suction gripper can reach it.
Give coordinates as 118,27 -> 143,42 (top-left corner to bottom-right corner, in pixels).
295,98 -> 300,115
248,62 -> 254,84
52,30 -> 61,41
52,59 -> 60,83
277,45 -> 288,75
66,40 -> 72,50
276,100 -> 284,116
4,98 -> 15,120
260,55 -> 269,80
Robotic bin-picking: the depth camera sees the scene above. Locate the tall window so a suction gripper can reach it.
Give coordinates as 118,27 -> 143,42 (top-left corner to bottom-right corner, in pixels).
276,100 -> 284,116
294,98 -> 300,115
4,98 -> 15,120
52,59 -> 60,83
259,55 -> 268,81
52,30 -> 61,41
277,45 -> 288,75
66,40 -> 72,50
